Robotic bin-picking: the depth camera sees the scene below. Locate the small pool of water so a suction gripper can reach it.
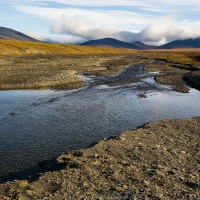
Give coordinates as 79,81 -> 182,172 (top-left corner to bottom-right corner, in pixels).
0,63 -> 200,182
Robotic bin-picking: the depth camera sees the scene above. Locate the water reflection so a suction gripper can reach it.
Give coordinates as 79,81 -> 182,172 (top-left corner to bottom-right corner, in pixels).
0,64 -> 200,182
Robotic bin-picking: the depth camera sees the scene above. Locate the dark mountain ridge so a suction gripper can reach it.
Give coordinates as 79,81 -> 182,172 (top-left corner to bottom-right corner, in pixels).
158,38 -> 200,49
81,37 -> 200,50
81,38 -> 141,49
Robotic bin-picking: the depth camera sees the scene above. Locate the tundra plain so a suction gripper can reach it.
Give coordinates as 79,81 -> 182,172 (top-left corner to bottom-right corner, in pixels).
0,40 -> 200,199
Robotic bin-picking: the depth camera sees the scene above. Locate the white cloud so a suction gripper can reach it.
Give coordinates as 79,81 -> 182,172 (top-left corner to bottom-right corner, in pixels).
25,31 -> 85,44
16,5 -> 153,32
50,15 -> 200,45
139,17 -> 200,45
4,0 -> 200,45
50,15 -> 117,40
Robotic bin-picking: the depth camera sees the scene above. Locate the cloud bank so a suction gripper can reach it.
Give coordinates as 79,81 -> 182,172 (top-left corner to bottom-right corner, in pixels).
4,0 -> 200,45
138,17 -> 200,45
25,31 -> 84,44
50,15 -> 200,45
49,15 -> 117,40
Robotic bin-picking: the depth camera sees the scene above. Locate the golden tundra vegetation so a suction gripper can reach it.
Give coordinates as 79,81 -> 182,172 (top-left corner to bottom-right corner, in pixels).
0,39 -> 135,56
0,39 -> 200,92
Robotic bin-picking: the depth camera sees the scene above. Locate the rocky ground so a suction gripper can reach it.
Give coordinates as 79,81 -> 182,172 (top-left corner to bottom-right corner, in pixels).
0,50 -> 200,199
141,50 -> 200,92
0,54 -> 141,90
0,117 -> 199,199
0,51 -> 200,92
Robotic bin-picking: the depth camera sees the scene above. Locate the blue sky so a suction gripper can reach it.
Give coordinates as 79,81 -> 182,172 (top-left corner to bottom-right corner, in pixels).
1,0 -> 200,45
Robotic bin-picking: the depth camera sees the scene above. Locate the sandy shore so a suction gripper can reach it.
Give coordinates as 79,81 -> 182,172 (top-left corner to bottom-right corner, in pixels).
0,117 -> 199,199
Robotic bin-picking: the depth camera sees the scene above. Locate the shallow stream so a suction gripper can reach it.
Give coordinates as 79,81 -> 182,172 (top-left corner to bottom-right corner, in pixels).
0,62 -> 200,182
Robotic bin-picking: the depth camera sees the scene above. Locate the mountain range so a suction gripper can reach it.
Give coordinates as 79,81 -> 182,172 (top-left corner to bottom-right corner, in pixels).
1,27 -> 200,49
81,37 -> 200,49
81,38 -> 152,50
159,38 -> 200,49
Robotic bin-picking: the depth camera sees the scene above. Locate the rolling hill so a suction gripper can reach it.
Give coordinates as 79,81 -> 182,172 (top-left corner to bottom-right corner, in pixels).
0,27 -> 39,42
0,39 -> 136,56
81,37 -> 200,50
81,38 -> 141,49
159,38 -> 200,49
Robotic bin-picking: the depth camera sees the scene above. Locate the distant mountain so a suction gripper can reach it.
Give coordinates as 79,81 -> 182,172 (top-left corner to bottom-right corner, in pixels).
159,38 -> 200,49
80,38 -> 141,49
0,27 -> 39,42
131,41 -> 153,49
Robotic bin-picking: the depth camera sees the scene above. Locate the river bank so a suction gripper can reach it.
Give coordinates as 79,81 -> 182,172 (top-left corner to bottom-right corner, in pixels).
0,117 -> 199,199
0,50 -> 200,199
0,51 -> 200,92
1,63 -> 200,183
0,54 -> 142,90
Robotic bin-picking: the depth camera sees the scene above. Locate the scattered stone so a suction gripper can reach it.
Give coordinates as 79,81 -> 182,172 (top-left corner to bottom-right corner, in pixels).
94,154 -> 100,158
9,112 -> 15,116
69,162 -> 79,169
0,117 -> 200,199
168,170 -> 175,175
72,151 -> 83,157
138,93 -> 147,98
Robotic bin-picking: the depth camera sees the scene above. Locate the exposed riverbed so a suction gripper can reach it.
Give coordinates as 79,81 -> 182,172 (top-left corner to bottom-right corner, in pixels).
0,63 -> 200,183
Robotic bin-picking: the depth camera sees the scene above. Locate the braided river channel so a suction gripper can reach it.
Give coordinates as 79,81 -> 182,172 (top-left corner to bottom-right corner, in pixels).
0,62 -> 200,182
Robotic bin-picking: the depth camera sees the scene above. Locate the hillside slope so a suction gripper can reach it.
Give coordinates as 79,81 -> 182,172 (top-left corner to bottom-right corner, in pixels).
0,40 -> 136,56
81,38 -> 140,49
159,38 -> 200,49
0,27 -> 38,42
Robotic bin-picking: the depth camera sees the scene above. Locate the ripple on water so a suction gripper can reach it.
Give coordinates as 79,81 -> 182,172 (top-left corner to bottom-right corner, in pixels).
0,64 -> 200,182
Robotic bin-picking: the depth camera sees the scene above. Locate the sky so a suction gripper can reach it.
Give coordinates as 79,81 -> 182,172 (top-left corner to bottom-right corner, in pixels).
1,0 -> 200,45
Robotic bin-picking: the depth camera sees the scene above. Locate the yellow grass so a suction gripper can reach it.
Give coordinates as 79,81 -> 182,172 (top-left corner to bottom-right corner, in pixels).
0,40 -> 199,91
140,49 -> 200,69
0,40 -> 136,56
141,49 -> 200,92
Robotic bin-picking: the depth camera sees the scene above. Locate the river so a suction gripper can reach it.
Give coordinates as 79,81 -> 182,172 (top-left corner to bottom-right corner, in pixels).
0,62 -> 200,182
